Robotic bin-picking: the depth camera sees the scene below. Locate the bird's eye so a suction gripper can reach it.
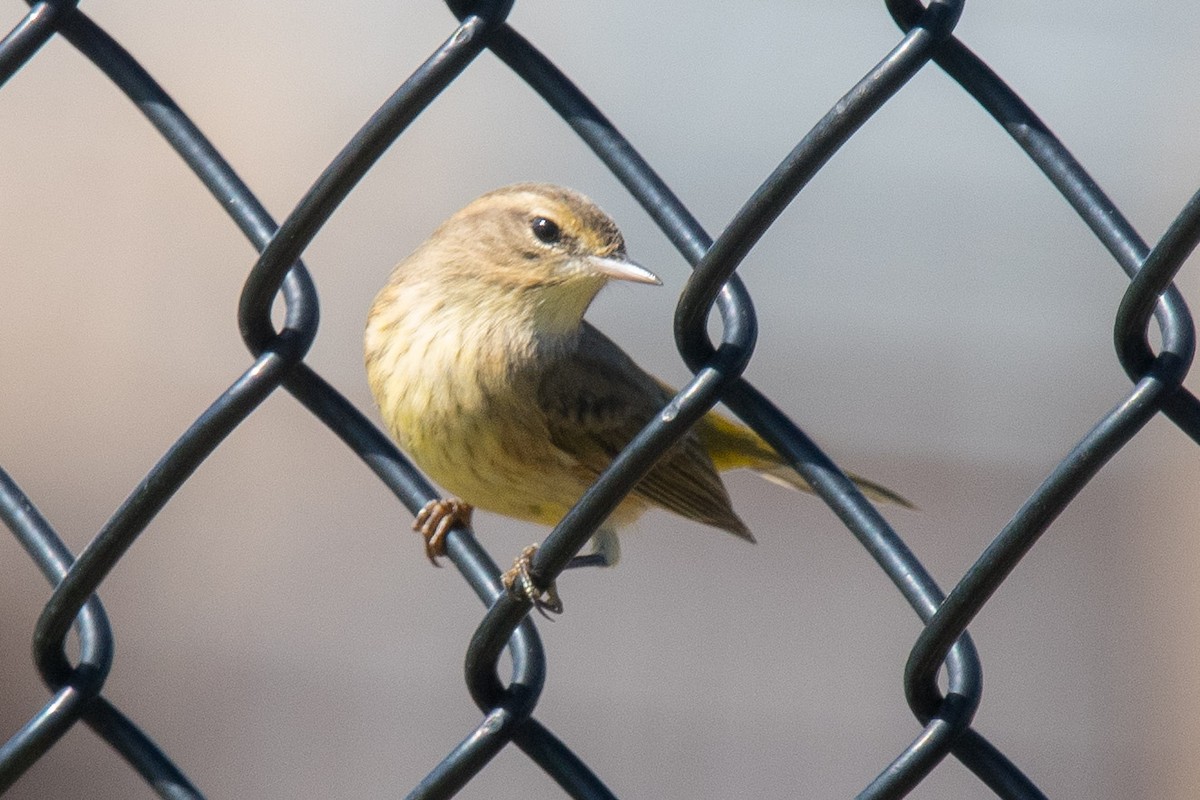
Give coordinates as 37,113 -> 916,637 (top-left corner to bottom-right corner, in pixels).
531,216 -> 562,245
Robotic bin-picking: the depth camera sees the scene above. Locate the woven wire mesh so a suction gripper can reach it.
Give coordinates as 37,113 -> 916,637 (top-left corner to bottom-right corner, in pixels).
2,2 -> 1199,798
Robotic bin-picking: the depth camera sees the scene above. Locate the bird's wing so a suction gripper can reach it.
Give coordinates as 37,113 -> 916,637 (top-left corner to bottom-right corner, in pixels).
536,323 -> 752,540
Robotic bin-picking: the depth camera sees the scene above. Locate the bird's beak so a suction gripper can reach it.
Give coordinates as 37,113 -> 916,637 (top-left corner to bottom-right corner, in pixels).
586,254 -> 662,285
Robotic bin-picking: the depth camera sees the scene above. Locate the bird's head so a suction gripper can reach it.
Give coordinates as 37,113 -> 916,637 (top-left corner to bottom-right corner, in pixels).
420,183 -> 661,335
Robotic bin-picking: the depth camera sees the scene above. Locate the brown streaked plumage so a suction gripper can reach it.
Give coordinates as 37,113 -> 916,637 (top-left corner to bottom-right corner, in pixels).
365,183 -> 908,610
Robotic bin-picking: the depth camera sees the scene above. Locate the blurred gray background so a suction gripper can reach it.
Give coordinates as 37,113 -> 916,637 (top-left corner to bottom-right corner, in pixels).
2,2 -> 1200,798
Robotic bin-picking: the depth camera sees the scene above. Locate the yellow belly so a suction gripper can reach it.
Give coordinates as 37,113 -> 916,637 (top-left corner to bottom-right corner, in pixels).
403,398 -> 587,526
367,306 -> 645,528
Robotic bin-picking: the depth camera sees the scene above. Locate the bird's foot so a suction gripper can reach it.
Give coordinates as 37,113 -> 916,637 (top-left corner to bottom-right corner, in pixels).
501,544 -> 563,617
413,498 -> 473,566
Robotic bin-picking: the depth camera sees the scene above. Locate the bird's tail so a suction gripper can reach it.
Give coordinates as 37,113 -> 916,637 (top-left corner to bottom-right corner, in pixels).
695,408 -> 913,508
754,461 -> 913,508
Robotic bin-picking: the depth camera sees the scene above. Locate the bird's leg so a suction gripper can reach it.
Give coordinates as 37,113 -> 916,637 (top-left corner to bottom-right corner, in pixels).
501,529 -> 617,616
564,528 -> 621,569
413,498 -> 473,566
501,544 -> 563,616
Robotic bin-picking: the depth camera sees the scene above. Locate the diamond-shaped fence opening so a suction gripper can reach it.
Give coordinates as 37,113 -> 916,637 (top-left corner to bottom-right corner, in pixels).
2,2 -> 1199,799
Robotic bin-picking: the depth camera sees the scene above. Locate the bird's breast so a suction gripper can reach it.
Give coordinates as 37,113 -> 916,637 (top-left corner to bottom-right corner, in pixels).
365,296 -> 595,525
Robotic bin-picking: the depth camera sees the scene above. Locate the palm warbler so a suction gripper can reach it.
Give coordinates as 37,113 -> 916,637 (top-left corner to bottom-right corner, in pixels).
365,183 -> 907,607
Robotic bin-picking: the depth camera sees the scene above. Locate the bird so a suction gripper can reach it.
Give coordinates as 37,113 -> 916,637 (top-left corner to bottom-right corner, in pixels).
364,183 -> 908,612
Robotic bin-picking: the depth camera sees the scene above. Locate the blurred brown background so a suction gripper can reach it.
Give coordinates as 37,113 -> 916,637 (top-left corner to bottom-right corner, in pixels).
2,2 -> 1200,798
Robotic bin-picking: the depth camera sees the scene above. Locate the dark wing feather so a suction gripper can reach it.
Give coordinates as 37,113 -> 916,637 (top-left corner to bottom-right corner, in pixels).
536,323 -> 753,540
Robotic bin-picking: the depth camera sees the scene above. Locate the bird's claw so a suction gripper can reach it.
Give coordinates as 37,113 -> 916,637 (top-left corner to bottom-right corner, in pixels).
501,544 -> 563,617
413,498 -> 473,566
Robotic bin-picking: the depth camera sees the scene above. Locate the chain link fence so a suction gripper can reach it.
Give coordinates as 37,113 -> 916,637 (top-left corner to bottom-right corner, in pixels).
2,2 -> 1199,798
